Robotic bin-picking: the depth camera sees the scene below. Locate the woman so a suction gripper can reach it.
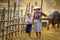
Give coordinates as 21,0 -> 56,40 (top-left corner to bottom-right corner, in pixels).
33,6 -> 47,38
25,12 -> 33,37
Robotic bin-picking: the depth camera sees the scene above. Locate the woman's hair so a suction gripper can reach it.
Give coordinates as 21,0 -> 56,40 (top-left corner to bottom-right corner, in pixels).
34,8 -> 40,10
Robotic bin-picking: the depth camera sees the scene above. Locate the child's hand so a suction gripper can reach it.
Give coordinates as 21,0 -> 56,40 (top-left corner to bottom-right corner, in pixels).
32,22 -> 34,25
27,21 -> 31,24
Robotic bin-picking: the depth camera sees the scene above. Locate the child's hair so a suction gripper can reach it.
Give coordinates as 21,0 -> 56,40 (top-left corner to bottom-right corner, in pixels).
27,13 -> 30,15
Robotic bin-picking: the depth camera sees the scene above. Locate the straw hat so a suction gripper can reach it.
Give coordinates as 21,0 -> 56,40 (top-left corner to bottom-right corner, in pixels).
33,6 -> 40,10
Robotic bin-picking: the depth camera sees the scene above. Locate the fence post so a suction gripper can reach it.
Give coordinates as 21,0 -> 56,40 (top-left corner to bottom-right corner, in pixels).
14,2 -> 17,37
1,8 -> 5,40
24,4 -> 28,17
17,9 -> 20,36
21,10 -> 23,34
20,10 -> 25,34
31,5 -> 33,16
9,7 -> 12,38
6,0 -> 10,39
16,0 -> 20,37
0,9 -> 2,38
35,1 -> 37,6
41,0 -> 43,11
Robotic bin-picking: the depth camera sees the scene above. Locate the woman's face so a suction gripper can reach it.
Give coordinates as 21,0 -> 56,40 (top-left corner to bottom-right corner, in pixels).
34,9 -> 40,12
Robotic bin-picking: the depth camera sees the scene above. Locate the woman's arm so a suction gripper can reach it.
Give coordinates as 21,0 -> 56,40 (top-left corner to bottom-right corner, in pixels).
32,14 -> 35,24
41,12 -> 47,17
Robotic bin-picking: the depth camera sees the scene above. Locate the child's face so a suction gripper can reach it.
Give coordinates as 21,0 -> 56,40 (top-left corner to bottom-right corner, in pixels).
27,13 -> 30,18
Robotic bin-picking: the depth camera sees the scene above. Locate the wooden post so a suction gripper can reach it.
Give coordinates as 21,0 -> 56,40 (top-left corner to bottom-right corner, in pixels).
13,2 -> 16,37
28,1 -> 30,11
17,16 -> 20,35
17,0 -> 20,36
41,0 -> 43,12
0,9 -> 2,39
31,5 -> 33,16
14,2 -> 16,14
35,1 -> 37,6
17,11 -> 20,35
17,0 -> 20,14
21,10 -> 25,34
21,10 -> 23,34
24,4 -> 29,18
6,0 -> 10,39
8,0 -> 10,39
1,8 -> 5,40
9,8 -> 12,38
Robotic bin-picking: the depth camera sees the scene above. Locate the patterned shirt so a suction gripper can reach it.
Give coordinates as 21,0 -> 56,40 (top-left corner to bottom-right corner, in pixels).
33,11 -> 47,22
34,11 -> 42,19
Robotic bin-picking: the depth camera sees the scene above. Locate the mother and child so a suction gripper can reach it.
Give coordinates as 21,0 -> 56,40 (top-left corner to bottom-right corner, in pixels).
25,6 -> 47,38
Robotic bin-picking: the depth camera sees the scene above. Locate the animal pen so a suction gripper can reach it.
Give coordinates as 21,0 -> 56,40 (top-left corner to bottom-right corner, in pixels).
0,0 -> 56,40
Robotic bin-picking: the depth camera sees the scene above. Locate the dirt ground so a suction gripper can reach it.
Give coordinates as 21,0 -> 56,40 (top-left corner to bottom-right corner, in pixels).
9,27 -> 60,40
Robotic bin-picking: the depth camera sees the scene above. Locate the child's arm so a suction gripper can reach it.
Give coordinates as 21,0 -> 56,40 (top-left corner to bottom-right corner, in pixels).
27,21 -> 31,24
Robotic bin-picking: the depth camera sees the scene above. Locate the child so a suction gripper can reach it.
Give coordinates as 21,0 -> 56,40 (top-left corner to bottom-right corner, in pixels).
25,12 -> 33,37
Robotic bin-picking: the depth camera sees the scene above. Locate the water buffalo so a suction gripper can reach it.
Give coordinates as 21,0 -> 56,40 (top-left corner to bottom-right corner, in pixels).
47,11 -> 60,30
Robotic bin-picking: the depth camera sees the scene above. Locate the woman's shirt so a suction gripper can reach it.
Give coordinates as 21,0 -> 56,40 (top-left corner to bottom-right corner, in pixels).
25,17 -> 33,24
34,12 -> 41,19
34,11 -> 41,22
33,11 -> 47,22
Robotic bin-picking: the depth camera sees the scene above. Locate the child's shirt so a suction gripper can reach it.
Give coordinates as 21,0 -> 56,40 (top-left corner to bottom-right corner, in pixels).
25,17 -> 33,24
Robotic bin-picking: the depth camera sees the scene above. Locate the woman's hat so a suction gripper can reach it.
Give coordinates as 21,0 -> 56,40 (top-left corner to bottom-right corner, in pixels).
33,6 -> 40,10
